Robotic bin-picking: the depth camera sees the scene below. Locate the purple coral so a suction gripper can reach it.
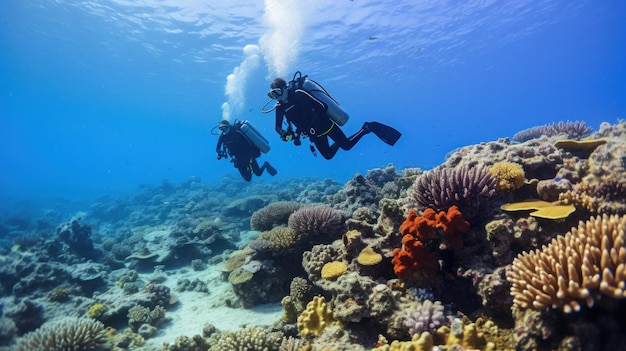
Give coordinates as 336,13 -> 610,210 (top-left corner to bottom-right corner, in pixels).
250,201 -> 304,231
404,300 -> 447,336
288,205 -> 345,244
411,164 -> 497,219
513,120 -> 592,142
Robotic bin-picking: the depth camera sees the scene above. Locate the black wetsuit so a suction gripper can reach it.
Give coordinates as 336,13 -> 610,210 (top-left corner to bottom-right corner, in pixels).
216,122 -> 275,181
274,88 -> 369,160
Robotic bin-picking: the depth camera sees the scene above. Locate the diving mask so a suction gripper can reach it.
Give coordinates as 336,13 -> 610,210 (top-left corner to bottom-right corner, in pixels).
267,87 -> 288,102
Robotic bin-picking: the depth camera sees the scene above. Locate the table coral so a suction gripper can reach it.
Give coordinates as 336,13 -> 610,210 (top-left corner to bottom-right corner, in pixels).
321,261 -> 348,280
501,200 -> 575,219
512,120 -> 592,142
508,214 -> 626,313
357,247 -> 382,266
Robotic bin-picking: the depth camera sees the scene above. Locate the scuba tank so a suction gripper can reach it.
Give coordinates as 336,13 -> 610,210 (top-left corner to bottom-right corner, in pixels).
289,71 -> 350,126
239,120 -> 270,154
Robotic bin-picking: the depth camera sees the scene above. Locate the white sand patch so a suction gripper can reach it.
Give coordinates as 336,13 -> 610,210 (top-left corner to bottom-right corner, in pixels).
139,260 -> 283,349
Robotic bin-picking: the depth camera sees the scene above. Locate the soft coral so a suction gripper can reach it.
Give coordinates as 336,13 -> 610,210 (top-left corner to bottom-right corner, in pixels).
392,206 -> 469,280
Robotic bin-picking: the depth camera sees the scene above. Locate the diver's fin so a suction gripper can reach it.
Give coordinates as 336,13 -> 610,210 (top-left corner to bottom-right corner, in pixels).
366,122 -> 401,146
266,163 -> 278,176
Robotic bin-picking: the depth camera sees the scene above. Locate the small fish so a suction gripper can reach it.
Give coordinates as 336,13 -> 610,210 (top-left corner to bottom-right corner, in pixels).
368,36 -> 378,40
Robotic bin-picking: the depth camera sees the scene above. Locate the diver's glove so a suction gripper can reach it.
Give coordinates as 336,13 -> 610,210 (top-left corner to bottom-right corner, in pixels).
279,129 -> 293,142
217,151 -> 227,160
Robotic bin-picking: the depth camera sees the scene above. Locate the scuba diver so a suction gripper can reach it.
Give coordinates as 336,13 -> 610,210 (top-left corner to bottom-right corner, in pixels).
214,119 -> 277,181
264,71 -> 401,160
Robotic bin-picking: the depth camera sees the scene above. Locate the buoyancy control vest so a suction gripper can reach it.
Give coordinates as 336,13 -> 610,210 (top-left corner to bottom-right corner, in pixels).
288,71 -> 349,126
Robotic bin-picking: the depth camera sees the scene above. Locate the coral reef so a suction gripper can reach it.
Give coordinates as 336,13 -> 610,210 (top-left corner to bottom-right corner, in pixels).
1,121 -> 625,351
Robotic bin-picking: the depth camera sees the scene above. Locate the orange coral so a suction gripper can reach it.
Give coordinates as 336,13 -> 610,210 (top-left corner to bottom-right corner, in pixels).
392,235 -> 438,280
393,206 -> 470,280
400,206 -> 469,250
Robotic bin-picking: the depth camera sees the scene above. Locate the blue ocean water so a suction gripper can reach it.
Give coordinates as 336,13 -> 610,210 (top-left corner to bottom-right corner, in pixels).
1,0 -> 625,202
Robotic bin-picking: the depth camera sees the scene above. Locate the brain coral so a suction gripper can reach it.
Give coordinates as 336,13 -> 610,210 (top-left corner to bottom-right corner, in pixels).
489,161 -> 525,192
411,164 -> 497,219
15,317 -> 109,351
321,261 -> 348,280
288,205 -> 345,244
258,226 -> 297,251
507,214 -> 626,313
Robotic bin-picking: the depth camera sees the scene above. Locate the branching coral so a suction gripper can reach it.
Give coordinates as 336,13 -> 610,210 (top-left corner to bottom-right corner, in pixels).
508,214 -> 626,313
403,299 -> 447,337
15,317 -> 109,351
558,180 -> 626,215
207,326 -> 282,351
297,296 -> 336,338
411,164 -> 497,219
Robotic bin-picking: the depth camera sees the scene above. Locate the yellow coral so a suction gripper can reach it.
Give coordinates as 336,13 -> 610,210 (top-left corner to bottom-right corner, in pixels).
489,161 -> 525,191
320,261 -> 347,280
508,214 -> 626,313
297,296 -> 336,338
373,332 -> 434,351
342,230 -> 361,247
501,200 -> 576,219
87,303 -> 107,319
357,247 -> 382,266
434,316 -> 496,351
554,138 -> 607,153
558,189 -> 601,213
259,227 -> 296,250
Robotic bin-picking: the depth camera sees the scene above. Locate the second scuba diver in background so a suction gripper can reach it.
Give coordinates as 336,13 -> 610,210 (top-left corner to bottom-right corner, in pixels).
215,119 -> 277,181
266,72 -> 401,160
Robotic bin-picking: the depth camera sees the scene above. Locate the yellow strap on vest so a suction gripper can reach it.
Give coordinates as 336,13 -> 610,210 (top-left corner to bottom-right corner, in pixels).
317,122 -> 334,137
